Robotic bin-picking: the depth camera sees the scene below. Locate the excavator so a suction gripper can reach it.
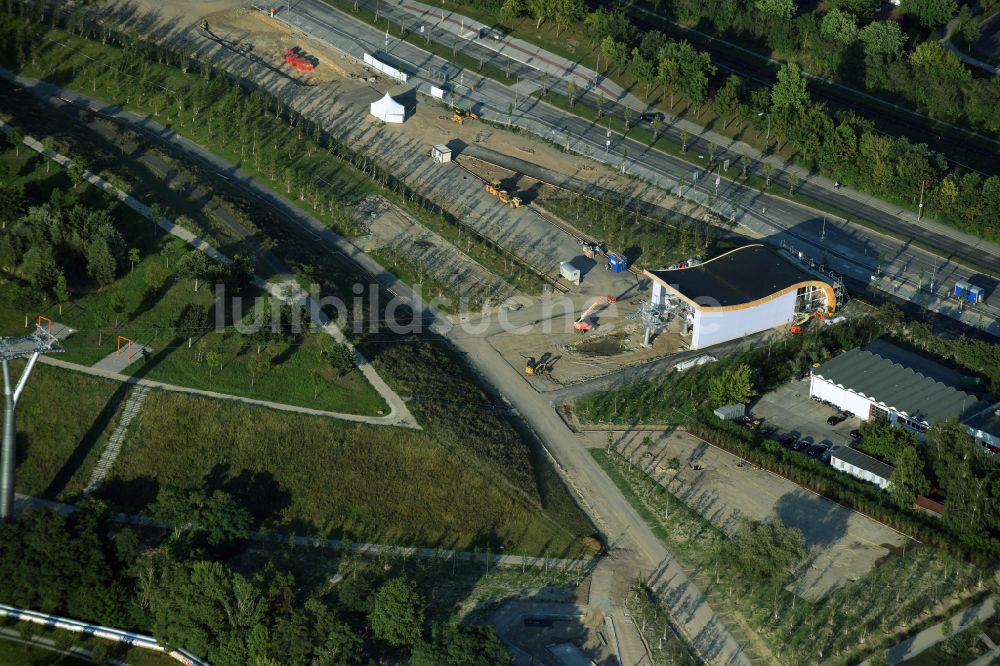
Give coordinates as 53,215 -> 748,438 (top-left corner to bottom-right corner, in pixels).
484,179 -> 523,208
574,295 -> 617,332
450,107 -> 479,124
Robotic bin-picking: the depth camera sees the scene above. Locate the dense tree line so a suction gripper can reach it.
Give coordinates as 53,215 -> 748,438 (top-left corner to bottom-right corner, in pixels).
0,499 -> 510,665
462,0 -> 1000,241
0,181 -> 253,309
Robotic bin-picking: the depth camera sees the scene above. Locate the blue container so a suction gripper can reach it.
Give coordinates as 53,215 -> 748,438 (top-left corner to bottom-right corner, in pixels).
607,253 -> 628,273
966,285 -> 984,304
953,281 -> 969,299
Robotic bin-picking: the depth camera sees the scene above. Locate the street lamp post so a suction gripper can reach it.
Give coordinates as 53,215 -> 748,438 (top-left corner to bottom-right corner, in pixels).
757,112 -> 770,140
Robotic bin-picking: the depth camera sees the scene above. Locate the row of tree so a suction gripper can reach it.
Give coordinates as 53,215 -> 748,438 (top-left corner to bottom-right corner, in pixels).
462,0 -> 1000,241
0,498 -> 510,666
858,416 -> 1000,550
621,0 -> 1000,134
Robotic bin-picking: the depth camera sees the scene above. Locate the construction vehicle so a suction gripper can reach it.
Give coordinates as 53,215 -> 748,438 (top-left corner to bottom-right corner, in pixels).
484,179 -> 523,208
450,108 -> 479,124
574,295 -> 617,332
789,311 -> 810,335
284,48 -> 315,71
524,355 -> 556,376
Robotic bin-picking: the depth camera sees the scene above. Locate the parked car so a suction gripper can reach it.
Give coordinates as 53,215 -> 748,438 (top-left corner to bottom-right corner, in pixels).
849,429 -> 863,440
641,111 -> 666,123
807,444 -> 828,457
819,449 -> 832,464
779,435 -> 797,448
791,440 -> 809,452
827,413 -> 848,426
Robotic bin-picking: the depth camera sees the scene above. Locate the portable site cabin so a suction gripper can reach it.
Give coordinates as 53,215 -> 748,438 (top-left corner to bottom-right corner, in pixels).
607,253 -> 628,273
714,403 -> 746,421
431,144 -> 452,163
369,93 -> 405,124
560,260 -> 581,285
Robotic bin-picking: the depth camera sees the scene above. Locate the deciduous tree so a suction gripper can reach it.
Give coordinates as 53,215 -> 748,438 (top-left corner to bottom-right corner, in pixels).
369,577 -> 425,647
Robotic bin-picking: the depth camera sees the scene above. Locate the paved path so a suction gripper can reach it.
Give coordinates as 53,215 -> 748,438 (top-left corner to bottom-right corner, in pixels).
860,596 -> 997,665
83,384 -> 150,496
10,65 -> 743,665
0,76 -> 417,428
92,345 -> 152,373
942,18 -> 1000,75
37,355 -> 408,427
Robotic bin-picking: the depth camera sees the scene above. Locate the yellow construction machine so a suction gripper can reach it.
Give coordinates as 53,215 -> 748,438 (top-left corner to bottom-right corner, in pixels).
450,108 -> 479,124
485,179 -> 523,208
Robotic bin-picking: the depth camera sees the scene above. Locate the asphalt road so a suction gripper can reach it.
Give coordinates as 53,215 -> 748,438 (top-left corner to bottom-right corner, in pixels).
279,0 -> 1000,336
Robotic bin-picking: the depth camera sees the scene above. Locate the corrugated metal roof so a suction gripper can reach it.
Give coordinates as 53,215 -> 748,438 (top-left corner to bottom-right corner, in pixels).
831,445 -> 895,480
813,340 -> 988,423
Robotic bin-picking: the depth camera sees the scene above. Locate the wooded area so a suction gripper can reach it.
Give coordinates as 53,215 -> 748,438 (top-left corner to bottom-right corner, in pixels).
0,505 -> 510,665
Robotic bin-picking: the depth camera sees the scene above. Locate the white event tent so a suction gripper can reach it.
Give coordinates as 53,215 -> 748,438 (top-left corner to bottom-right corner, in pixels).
369,93 -> 405,124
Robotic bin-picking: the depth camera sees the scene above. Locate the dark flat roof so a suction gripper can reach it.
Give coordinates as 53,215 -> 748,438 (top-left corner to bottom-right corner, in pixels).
813,340 -> 989,424
831,445 -> 895,480
966,406 -> 1000,438
647,245 -> 822,307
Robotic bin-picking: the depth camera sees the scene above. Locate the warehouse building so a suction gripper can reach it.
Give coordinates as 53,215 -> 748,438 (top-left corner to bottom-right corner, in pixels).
830,445 -> 894,489
810,340 -> 1000,454
645,245 -> 837,349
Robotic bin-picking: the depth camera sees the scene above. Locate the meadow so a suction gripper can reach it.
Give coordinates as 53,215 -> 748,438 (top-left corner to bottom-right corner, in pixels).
98,388 -> 588,557
13,363 -> 123,502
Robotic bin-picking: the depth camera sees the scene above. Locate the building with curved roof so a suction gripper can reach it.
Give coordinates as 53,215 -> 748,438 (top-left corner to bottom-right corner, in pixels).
644,244 -> 836,349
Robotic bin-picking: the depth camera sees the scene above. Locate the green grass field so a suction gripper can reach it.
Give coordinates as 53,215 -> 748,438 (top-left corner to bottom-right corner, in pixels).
13,363 -> 123,502
96,389 -> 586,557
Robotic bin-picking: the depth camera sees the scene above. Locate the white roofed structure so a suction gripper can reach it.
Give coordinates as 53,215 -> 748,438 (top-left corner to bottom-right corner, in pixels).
369,93 -> 405,124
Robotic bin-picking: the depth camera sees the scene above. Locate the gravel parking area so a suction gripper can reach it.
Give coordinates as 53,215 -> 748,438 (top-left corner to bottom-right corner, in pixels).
589,429 -> 908,600
751,376 -> 863,450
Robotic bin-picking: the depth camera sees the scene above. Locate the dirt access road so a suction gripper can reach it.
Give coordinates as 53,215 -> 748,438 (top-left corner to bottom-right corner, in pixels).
73,4 -> 752,662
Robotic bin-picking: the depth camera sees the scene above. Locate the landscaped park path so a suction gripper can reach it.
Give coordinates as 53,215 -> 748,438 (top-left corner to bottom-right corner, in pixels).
1,71 -> 417,429
37,355 -> 403,426
9,74 -> 748,664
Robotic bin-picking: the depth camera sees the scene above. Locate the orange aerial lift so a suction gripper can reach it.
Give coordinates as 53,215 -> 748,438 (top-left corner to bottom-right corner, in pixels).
574,295 -> 617,332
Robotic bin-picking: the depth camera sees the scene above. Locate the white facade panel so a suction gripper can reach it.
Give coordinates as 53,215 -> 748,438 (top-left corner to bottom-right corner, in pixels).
691,290 -> 796,349
809,375 -> 875,420
831,454 -> 890,489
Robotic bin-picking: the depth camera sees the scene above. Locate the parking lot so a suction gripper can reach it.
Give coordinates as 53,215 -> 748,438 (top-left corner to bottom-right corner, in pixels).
751,376 -> 863,454
589,429 -> 908,600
